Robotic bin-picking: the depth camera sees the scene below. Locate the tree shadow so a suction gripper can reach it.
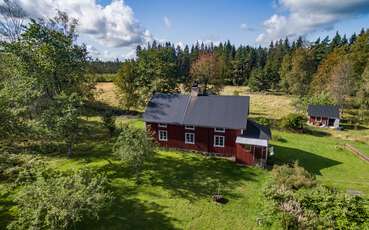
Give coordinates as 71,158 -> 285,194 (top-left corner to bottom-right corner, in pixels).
82,197 -> 179,230
303,127 -> 332,137
142,151 -> 258,201
0,192 -> 14,228
269,145 -> 342,175
82,101 -> 141,117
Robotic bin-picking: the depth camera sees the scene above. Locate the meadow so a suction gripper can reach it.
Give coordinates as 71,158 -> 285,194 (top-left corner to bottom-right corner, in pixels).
1,82 -> 368,229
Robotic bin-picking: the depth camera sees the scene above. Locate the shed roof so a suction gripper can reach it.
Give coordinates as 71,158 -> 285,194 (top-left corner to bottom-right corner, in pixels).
143,93 -> 250,129
307,105 -> 340,119
241,119 -> 271,140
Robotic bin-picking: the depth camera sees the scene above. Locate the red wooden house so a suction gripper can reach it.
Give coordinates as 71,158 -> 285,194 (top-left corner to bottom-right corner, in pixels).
307,105 -> 341,128
143,87 -> 272,166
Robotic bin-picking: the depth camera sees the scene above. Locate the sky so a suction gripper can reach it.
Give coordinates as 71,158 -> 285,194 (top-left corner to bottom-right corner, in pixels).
4,0 -> 369,60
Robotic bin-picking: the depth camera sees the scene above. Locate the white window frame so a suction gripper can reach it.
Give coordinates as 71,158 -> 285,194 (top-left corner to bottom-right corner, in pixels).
214,135 -> 225,147
158,123 -> 167,128
158,130 -> 168,141
185,132 -> 195,144
185,125 -> 195,130
214,127 -> 225,133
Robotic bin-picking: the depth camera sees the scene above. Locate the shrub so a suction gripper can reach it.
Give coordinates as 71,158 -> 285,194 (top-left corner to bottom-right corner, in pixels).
113,125 -> 155,173
261,163 -> 369,229
253,117 -> 272,127
8,169 -> 113,230
102,110 -> 116,137
280,113 -> 305,131
271,162 -> 316,190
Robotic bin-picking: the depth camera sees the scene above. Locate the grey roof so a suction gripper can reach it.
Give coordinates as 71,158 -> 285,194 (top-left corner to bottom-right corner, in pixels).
143,93 -> 250,129
241,120 -> 271,140
307,105 -> 340,119
143,94 -> 190,124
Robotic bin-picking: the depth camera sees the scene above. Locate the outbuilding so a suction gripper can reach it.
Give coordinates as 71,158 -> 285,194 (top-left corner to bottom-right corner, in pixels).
307,105 -> 341,128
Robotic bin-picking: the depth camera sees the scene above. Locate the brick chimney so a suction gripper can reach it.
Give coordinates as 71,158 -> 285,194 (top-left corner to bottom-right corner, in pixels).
191,82 -> 200,97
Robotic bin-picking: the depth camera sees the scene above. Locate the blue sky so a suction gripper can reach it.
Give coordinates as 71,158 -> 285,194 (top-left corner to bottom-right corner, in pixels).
10,0 -> 369,60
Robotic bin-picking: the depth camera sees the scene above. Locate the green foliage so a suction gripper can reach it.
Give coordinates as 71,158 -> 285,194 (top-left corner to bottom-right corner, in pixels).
271,162 -> 316,190
41,93 -> 82,156
293,92 -> 334,113
280,113 -> 306,131
189,53 -> 224,94
102,110 -> 116,137
8,169 -> 113,230
114,60 -> 140,110
262,163 -> 369,229
248,67 -> 269,91
113,125 -> 155,172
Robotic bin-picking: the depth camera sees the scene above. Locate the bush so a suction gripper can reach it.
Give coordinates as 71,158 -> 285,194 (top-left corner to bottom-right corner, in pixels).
113,125 -> 155,173
8,169 -> 113,230
253,117 -> 272,127
261,162 -> 369,229
280,113 -> 305,131
271,162 -> 316,190
102,110 -> 116,137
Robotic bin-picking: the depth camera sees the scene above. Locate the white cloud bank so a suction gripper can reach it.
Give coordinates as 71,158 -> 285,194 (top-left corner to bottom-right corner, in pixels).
5,0 -> 152,60
257,0 -> 369,43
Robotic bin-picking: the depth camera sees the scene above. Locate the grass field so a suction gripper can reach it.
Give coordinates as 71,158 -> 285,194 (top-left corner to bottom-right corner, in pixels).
1,82 -> 369,229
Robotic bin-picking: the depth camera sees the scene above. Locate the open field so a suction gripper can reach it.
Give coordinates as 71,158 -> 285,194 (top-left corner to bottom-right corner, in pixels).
1,83 -> 368,229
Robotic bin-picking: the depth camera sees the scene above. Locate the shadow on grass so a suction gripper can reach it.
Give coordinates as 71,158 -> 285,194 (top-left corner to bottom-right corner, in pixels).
269,145 -> 342,175
82,197 -> 179,230
83,101 -> 141,117
0,191 -> 15,228
100,150 -> 260,202
303,127 -> 332,137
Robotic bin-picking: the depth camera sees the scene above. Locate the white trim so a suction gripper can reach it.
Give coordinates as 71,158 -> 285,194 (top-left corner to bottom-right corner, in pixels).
158,130 -> 168,141
236,137 -> 268,147
185,132 -> 195,144
185,125 -> 195,130
214,128 -> 225,133
214,135 -> 225,147
158,123 -> 167,128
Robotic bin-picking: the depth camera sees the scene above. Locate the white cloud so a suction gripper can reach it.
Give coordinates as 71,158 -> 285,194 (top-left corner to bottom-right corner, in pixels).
257,0 -> 369,43
163,16 -> 171,29
6,0 -> 152,59
240,23 -> 256,31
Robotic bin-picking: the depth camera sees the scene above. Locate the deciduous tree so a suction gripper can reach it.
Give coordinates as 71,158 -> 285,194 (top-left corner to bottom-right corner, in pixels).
189,53 -> 224,94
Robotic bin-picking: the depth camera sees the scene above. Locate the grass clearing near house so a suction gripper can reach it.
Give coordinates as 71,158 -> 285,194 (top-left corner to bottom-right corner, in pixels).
47,150 -> 274,230
270,130 -> 369,194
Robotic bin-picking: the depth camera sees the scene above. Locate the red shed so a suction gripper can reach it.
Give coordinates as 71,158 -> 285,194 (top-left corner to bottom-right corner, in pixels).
143,86 -> 272,166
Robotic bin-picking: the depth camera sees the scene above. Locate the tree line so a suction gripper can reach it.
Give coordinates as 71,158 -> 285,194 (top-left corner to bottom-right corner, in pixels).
115,31 -> 369,115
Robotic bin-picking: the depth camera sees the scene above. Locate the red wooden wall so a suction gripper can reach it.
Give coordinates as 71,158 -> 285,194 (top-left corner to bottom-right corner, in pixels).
146,122 -> 241,157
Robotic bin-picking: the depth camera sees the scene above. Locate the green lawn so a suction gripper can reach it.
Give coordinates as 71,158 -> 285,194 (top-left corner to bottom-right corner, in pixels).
44,149 -> 274,230
270,130 -> 369,193
2,116 -> 369,229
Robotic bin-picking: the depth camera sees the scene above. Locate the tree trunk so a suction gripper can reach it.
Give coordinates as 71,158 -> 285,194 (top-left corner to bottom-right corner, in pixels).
67,142 -> 73,158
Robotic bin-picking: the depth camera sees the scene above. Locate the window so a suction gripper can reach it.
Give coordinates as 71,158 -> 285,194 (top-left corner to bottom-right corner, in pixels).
185,133 -> 195,144
316,117 -> 322,122
214,128 -> 225,133
158,123 -> 167,128
185,125 -> 195,130
158,130 -> 168,141
214,135 -> 225,147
